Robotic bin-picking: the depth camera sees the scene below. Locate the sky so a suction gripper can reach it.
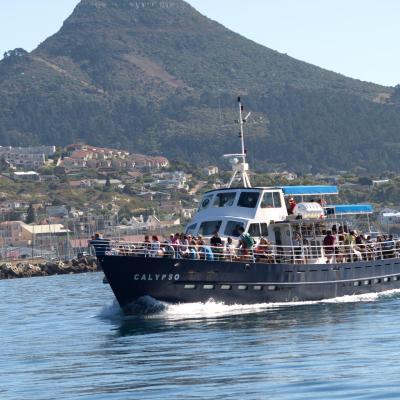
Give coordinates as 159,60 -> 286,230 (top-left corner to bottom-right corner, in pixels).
0,0 -> 399,87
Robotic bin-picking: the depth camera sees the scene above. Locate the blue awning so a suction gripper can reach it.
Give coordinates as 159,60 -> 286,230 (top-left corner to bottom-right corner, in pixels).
281,185 -> 338,196
326,204 -> 374,215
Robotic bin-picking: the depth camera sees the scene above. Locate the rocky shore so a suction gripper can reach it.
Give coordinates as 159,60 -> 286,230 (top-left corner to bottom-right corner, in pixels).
0,257 -> 99,280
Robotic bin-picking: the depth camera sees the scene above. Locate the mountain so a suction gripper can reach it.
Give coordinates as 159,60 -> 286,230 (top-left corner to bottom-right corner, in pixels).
0,0 -> 399,172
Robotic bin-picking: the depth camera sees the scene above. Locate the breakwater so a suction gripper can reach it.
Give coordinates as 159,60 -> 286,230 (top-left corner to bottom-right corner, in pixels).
0,257 -> 99,279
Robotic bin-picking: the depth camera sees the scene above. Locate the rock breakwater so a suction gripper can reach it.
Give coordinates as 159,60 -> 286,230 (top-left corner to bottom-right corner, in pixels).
0,257 -> 99,280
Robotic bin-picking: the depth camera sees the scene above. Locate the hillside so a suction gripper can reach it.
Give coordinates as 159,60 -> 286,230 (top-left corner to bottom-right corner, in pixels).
0,0 -> 400,172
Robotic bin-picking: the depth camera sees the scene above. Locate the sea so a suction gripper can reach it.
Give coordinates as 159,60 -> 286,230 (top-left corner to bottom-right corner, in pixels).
2,273 -> 400,400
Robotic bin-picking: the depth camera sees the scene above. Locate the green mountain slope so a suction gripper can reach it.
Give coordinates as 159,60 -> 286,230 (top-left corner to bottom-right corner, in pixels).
0,0 -> 399,172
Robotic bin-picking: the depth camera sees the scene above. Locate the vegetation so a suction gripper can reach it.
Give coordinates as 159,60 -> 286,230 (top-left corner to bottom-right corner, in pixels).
0,0 -> 400,172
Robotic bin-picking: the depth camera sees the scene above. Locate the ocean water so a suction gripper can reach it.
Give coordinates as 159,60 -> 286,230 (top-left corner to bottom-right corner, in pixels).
2,273 -> 400,399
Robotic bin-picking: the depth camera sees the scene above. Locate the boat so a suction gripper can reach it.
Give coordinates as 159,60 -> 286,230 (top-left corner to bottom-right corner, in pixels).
95,98 -> 400,313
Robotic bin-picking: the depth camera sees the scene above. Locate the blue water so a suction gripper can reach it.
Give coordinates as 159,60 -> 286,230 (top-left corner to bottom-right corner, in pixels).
2,273 -> 400,399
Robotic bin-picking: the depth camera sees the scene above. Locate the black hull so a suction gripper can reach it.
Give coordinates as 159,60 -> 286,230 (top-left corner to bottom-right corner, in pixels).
100,255 -> 400,312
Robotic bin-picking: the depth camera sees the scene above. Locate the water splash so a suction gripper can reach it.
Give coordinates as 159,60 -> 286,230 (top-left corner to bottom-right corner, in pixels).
99,289 -> 400,321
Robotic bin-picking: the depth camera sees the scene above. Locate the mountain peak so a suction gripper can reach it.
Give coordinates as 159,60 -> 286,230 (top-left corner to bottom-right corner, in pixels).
0,0 -> 398,172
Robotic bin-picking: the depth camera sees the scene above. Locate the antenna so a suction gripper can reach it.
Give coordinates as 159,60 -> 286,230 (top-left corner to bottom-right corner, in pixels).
223,97 -> 252,188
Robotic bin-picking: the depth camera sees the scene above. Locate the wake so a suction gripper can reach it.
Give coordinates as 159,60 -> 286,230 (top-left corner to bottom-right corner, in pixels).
98,289 -> 400,320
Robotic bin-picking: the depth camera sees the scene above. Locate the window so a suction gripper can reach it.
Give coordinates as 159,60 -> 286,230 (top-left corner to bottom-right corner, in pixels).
273,192 -> 282,207
238,191 -> 260,208
224,221 -> 245,237
248,223 -> 261,237
260,223 -> 269,236
198,220 -> 222,236
261,192 -> 274,208
261,191 -> 282,208
185,224 -> 197,236
199,194 -> 213,211
213,192 -> 236,207
248,223 -> 269,237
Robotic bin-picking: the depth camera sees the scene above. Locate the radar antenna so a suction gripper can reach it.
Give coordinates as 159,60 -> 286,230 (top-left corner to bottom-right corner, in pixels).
223,97 -> 252,188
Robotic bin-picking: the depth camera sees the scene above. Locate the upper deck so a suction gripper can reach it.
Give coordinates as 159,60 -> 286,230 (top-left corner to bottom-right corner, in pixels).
186,185 -> 373,239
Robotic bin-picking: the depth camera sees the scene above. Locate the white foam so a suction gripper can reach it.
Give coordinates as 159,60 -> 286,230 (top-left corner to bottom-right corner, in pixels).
98,289 -> 400,320
156,289 -> 400,320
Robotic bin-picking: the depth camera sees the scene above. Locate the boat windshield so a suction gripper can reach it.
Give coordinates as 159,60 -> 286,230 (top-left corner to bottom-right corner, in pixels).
261,192 -> 282,208
237,192 -> 260,208
212,192 -> 236,207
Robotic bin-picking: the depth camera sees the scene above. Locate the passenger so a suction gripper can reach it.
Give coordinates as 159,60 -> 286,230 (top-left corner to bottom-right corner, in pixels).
237,227 -> 255,261
179,234 -> 190,257
255,238 -> 273,263
143,235 -> 151,257
210,230 -> 223,260
210,230 -> 223,247
150,235 -> 161,257
355,233 -> 367,260
224,237 -> 236,260
171,232 -> 181,258
292,232 -> 303,263
188,240 -> 199,259
323,230 -> 336,264
287,197 -> 297,215
382,235 -> 395,259
162,241 -> 175,258
89,233 -> 111,257
201,244 -> 214,261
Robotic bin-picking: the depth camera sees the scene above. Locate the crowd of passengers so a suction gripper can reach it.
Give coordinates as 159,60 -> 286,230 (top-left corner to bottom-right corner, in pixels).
116,229 -> 274,262
100,226 -> 400,264
309,225 -> 398,264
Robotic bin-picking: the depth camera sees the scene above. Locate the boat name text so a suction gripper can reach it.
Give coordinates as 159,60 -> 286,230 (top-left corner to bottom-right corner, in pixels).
134,273 -> 180,281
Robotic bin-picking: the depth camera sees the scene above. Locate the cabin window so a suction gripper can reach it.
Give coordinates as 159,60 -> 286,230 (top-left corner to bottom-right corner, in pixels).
224,221 -> 245,237
248,223 -> 261,237
261,192 -> 274,208
248,223 -> 269,237
212,192 -> 236,208
198,220 -> 222,236
261,192 -> 282,208
238,192 -> 260,208
198,194 -> 213,211
260,223 -> 269,236
273,192 -> 282,207
186,224 -> 197,236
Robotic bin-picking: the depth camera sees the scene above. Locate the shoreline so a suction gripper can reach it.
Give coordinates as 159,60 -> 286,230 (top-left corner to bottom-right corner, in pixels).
0,257 -> 99,280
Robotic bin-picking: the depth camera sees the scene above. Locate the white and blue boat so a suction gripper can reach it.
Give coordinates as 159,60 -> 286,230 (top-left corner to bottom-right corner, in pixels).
96,98 -> 400,313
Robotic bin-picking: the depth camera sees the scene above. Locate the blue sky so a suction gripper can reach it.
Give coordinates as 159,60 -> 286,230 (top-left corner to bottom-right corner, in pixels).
1,0 -> 399,86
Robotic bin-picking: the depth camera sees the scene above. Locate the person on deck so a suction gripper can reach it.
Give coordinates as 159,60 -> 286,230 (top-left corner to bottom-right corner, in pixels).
89,233 -> 111,258
323,230 -> 336,263
287,197 -> 297,215
237,227 -> 255,260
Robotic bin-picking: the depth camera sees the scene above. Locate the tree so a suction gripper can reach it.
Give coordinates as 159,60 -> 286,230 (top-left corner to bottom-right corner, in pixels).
25,204 -> 37,224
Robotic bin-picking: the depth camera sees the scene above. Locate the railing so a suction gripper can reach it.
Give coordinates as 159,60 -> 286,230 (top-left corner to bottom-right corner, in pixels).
90,239 -> 400,265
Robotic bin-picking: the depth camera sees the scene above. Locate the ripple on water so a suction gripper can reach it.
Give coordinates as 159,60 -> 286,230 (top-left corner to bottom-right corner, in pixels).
2,273 -> 400,399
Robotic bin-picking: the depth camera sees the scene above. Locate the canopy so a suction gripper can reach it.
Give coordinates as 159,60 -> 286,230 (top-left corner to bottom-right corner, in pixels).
326,204 -> 374,215
281,185 -> 338,196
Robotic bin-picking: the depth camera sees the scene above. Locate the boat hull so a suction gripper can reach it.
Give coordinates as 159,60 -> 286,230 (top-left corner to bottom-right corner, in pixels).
100,255 -> 400,312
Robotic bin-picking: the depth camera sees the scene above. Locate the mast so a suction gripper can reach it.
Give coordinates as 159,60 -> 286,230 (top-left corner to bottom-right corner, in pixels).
224,97 -> 252,188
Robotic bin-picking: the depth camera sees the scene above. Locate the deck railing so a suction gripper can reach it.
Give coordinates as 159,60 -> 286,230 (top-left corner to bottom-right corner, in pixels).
90,239 -> 400,265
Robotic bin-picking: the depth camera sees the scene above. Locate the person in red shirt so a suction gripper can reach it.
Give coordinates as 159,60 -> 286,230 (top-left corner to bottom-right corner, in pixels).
287,197 -> 297,215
